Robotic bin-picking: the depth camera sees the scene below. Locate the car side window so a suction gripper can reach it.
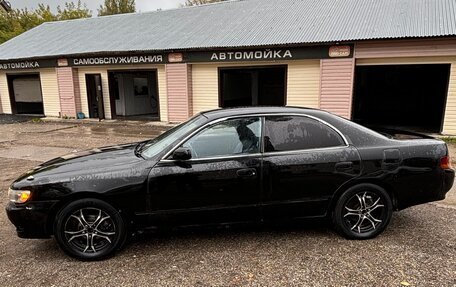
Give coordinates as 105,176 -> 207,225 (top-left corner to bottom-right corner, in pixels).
264,116 -> 345,152
182,117 -> 261,159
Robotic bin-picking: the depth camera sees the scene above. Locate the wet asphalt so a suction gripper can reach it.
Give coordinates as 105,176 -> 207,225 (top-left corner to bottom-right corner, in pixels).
0,116 -> 455,287
0,114 -> 36,124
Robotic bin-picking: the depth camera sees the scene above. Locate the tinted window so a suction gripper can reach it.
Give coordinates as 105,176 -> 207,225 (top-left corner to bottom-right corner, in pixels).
264,116 -> 345,152
183,117 -> 261,159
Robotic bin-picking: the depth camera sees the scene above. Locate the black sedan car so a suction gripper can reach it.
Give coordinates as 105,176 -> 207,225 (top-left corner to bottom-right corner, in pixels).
6,107 -> 454,260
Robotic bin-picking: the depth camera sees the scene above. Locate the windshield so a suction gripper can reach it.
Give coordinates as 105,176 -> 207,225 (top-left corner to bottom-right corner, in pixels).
141,114 -> 207,159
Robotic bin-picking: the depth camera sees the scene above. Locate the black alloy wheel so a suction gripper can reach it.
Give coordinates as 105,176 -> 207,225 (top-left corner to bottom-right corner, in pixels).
54,199 -> 127,261
333,184 -> 392,239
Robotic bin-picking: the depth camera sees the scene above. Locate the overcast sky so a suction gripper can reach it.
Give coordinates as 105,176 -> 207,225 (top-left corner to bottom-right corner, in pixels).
10,0 -> 184,14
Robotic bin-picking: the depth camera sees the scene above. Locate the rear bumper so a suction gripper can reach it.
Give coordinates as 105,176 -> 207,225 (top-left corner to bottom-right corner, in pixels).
396,168 -> 454,210
5,200 -> 58,239
442,169 -> 455,195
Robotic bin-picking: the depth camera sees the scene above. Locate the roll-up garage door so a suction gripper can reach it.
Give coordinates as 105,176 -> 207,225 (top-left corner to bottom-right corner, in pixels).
8,74 -> 44,115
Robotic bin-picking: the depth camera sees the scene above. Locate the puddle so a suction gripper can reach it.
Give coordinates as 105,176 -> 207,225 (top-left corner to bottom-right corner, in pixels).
0,145 -> 74,162
59,125 -> 167,138
17,124 -> 77,134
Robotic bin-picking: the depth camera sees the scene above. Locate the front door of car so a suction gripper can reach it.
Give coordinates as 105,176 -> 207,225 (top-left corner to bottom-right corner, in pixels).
261,115 -> 361,221
148,117 -> 263,226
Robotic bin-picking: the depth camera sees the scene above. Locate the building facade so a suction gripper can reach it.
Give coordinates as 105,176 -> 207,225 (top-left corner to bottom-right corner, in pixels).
0,0 -> 456,134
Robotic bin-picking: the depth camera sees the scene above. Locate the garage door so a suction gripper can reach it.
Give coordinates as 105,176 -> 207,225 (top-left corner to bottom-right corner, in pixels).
352,64 -> 451,133
8,74 -> 44,115
219,66 -> 286,107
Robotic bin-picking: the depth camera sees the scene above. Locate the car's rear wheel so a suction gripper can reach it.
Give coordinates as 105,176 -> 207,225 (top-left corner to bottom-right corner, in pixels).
54,198 -> 127,261
333,184 -> 392,239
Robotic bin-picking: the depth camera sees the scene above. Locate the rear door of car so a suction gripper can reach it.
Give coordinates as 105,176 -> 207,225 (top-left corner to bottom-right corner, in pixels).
261,115 -> 361,221
148,116 -> 263,226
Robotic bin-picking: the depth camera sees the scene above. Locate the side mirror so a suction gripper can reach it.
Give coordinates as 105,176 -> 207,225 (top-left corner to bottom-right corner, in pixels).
172,147 -> 192,161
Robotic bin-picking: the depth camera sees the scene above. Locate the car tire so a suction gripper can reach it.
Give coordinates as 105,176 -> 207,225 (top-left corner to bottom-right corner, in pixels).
333,184 -> 392,240
54,198 -> 127,261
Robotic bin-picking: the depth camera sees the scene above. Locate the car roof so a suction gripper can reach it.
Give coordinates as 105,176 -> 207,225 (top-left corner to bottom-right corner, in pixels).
200,106 -> 325,120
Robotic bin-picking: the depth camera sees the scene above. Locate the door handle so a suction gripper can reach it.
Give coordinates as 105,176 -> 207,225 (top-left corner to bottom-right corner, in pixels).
335,162 -> 353,171
236,168 -> 257,178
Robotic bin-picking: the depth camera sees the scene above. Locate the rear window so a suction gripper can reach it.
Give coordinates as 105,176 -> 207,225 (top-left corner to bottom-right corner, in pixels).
264,116 -> 345,152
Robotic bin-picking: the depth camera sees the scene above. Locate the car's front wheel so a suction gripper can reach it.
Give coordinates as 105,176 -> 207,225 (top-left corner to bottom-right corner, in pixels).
54,198 -> 127,260
333,184 -> 392,239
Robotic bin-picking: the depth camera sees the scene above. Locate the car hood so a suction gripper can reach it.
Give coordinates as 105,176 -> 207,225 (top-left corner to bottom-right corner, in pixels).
13,142 -> 153,189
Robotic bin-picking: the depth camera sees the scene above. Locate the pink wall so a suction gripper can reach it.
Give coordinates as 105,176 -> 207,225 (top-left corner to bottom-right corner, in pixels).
73,68 -> 81,114
57,67 -> 78,118
355,38 -> 456,58
187,64 -> 193,118
319,58 -> 355,119
166,63 -> 192,122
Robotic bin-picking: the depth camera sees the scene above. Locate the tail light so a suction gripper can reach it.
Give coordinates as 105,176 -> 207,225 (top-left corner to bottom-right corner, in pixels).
440,156 -> 452,169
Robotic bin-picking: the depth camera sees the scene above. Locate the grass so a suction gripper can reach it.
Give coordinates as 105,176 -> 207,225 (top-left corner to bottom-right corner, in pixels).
440,137 -> 456,144
30,118 -> 43,123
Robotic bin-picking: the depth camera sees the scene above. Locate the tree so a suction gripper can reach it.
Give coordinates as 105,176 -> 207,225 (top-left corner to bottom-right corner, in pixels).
98,0 -> 135,16
183,0 -> 227,6
36,4 -> 56,22
0,2 -> 91,44
0,6 -> 53,43
57,1 -> 92,20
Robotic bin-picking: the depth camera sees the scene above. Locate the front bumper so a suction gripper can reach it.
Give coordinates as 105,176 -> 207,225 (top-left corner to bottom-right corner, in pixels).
5,200 -> 59,239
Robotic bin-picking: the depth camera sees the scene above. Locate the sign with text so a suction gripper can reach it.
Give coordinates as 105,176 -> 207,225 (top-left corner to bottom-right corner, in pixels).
168,53 -> 184,63
184,45 -> 353,63
57,59 -> 69,67
69,54 -> 165,67
0,59 -> 56,70
329,46 -> 351,58
0,45 -> 353,69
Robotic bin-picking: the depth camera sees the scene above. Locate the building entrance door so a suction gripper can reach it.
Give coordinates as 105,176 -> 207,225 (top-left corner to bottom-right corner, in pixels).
108,70 -> 159,120
86,74 -> 105,120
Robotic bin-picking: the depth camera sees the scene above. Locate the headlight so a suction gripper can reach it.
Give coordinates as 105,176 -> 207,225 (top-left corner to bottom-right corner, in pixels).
8,188 -> 31,203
